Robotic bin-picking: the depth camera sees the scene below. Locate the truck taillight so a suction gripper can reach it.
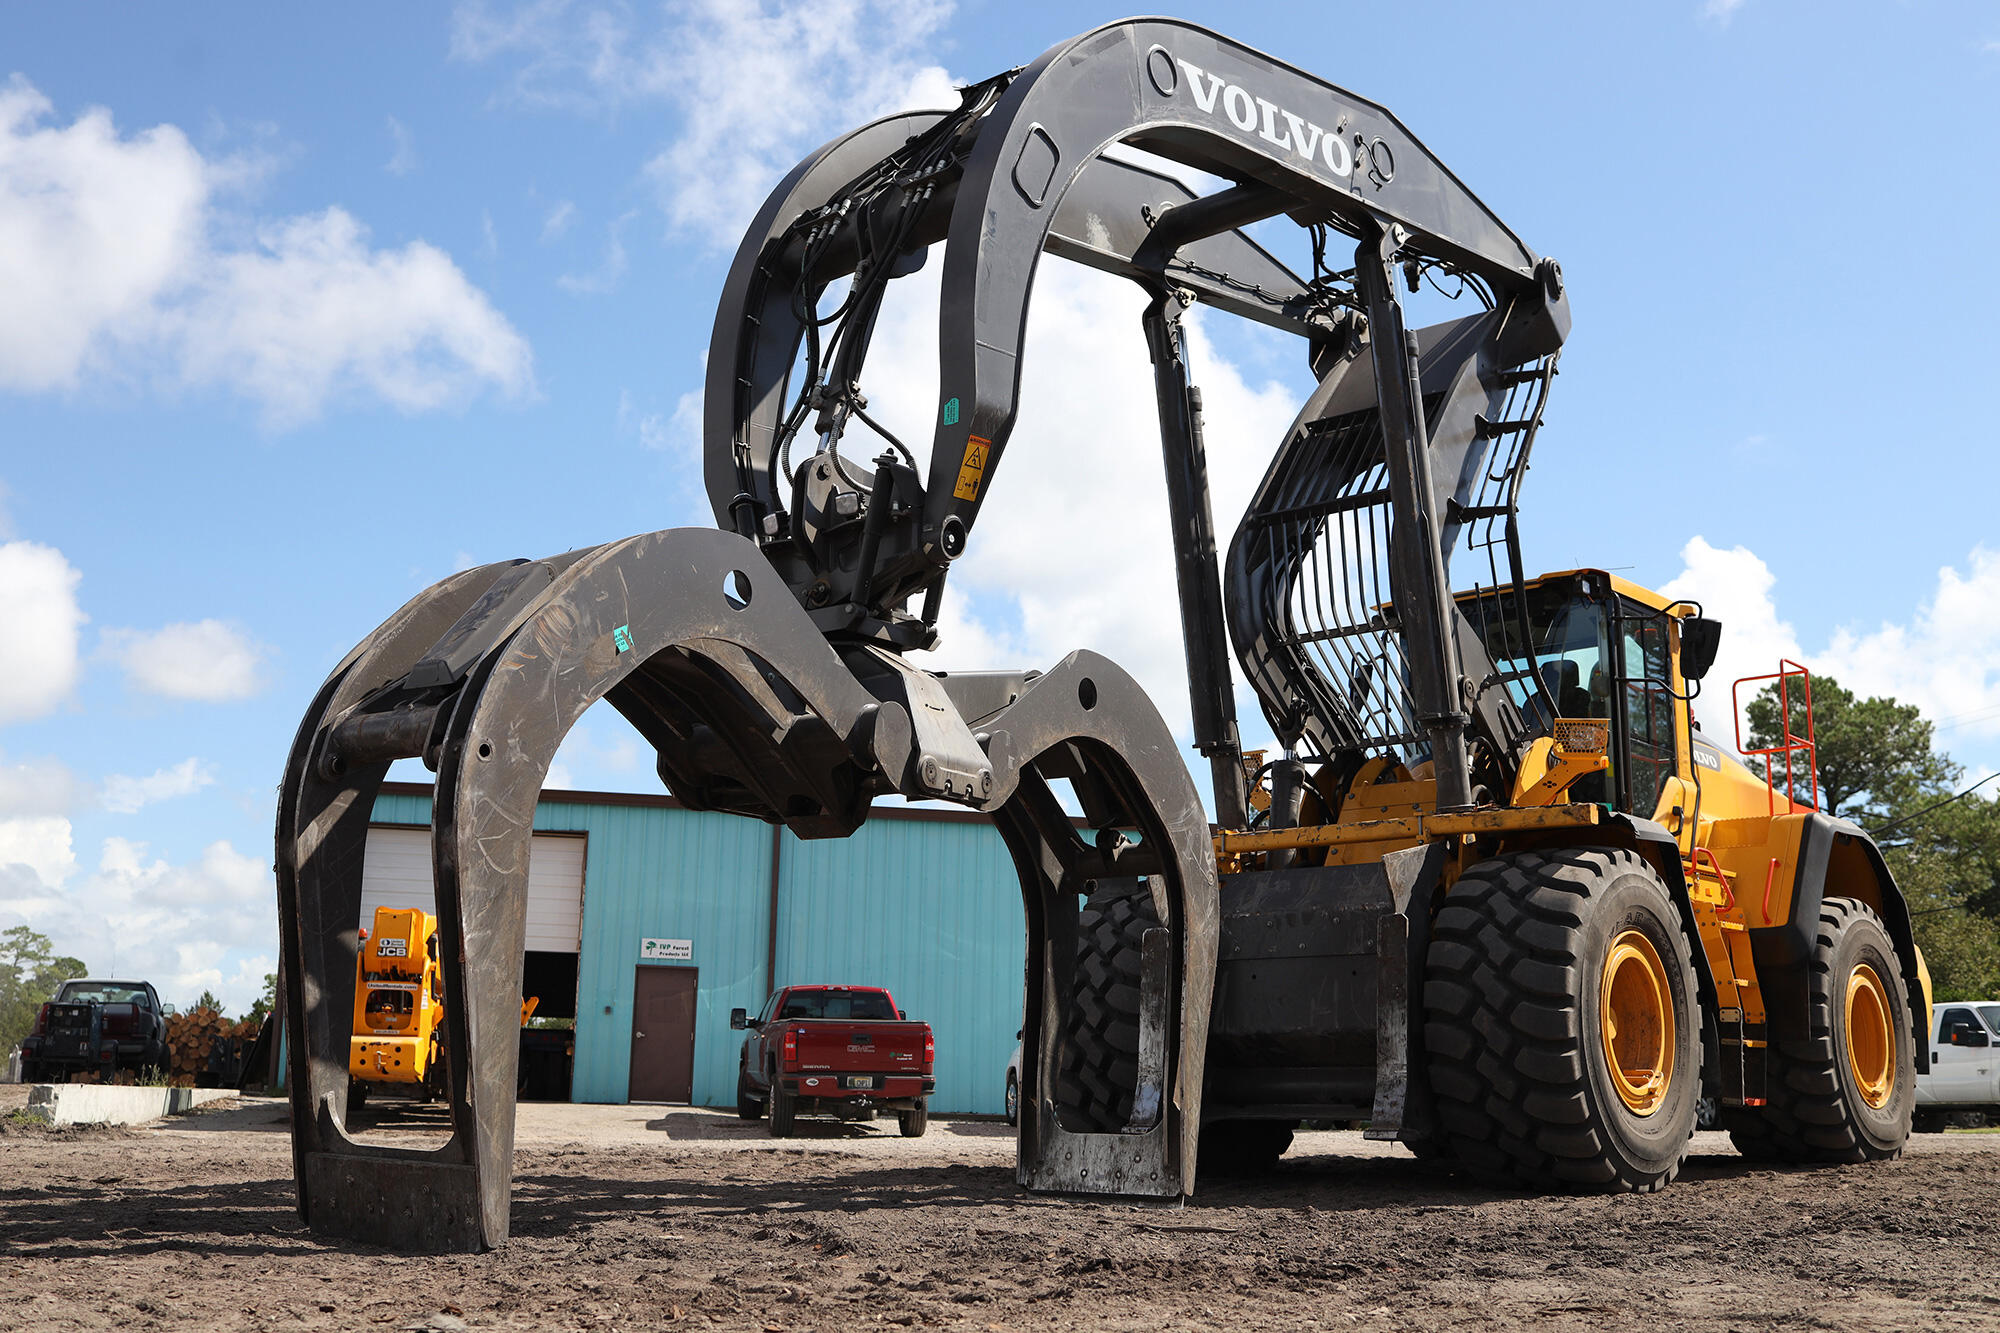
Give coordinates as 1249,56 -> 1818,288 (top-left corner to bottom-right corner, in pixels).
33,1003 -> 48,1035
923,1028 -> 934,1069
783,1029 -> 797,1062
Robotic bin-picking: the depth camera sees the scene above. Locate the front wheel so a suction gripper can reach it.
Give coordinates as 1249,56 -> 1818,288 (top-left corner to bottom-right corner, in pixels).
736,1065 -> 763,1121
1726,898 -> 1913,1163
1425,847 -> 1703,1192
1004,1072 -> 1019,1127
898,1098 -> 929,1138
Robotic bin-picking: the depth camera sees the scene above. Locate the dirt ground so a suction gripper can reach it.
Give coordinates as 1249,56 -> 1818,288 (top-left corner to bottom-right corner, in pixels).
3,1083 -> 1998,1332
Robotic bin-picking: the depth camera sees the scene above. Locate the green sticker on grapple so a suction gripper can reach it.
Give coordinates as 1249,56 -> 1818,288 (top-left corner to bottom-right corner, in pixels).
612,624 -> 634,653
941,397 -> 960,426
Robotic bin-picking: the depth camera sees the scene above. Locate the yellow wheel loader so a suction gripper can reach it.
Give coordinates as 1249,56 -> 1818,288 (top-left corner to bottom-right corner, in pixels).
276,19 -> 1928,1249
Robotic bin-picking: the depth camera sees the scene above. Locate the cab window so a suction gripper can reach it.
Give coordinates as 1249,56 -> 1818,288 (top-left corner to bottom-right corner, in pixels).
1617,598 -> 1678,819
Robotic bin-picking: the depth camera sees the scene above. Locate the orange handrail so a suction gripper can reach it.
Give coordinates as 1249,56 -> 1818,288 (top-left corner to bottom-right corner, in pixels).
1733,660 -> 1819,814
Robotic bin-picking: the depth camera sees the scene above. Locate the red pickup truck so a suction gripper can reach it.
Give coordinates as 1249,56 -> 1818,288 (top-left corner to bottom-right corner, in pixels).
731,985 -> 934,1138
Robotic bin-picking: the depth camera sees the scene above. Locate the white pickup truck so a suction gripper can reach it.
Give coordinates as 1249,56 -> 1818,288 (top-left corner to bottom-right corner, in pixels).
1914,1000 -> 2000,1131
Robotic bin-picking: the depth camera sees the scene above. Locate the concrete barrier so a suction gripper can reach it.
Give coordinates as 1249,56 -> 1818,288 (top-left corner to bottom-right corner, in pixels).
24,1083 -> 236,1126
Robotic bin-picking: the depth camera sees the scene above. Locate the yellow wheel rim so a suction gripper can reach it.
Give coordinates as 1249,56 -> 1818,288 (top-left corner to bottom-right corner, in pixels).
1846,964 -> 1895,1110
1600,930 -> 1675,1116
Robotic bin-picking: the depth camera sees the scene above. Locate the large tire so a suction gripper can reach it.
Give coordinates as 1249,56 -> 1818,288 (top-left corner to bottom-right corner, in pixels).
899,1098 -> 929,1138
1724,897 -> 1913,1163
768,1081 -> 796,1138
1425,847 -> 1703,1192
1055,884 -> 1156,1133
1199,1120 -> 1295,1177
736,1065 -> 763,1120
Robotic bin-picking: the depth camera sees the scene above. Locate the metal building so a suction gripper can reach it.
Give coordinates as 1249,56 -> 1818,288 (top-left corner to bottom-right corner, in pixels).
366,782 -> 1025,1114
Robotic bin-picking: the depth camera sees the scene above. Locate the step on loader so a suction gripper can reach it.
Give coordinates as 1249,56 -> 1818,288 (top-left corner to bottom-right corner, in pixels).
276,19 -> 1931,1251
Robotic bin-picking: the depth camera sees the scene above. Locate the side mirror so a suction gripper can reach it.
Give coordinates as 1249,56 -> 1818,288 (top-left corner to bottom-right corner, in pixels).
162,1003 -> 178,1017
1015,1028 -> 1024,1040
1680,616 -> 1722,682
729,1007 -> 748,1030
897,1010 -> 908,1020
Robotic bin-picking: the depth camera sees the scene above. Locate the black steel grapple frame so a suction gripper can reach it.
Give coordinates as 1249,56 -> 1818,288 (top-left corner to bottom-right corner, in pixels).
278,18 -> 1570,1251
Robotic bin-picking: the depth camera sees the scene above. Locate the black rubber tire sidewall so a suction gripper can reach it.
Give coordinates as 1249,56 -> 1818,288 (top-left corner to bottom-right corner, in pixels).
1825,901 -> 1914,1155
1576,866 -> 1704,1176
768,1063 -> 795,1138
1004,1072 -> 1018,1127
899,1098 -> 928,1138
736,1064 -> 763,1120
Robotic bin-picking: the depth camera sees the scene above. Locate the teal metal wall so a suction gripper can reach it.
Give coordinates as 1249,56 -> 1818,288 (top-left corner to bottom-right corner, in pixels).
369,789 -> 1023,1113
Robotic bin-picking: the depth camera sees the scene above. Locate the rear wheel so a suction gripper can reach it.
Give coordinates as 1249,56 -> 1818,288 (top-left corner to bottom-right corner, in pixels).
736,1065 -> 763,1120
1425,847 -> 1702,1192
898,1098 -> 929,1138
1055,884 -> 1155,1133
768,1079 -> 796,1138
1004,1072 -> 1019,1127
1725,898 -> 1912,1163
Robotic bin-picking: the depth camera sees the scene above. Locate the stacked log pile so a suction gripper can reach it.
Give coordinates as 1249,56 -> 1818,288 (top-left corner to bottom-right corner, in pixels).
165,1008 -> 263,1087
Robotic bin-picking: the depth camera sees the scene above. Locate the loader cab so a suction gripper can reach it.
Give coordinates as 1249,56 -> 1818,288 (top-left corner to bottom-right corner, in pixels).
1460,571 -> 1683,818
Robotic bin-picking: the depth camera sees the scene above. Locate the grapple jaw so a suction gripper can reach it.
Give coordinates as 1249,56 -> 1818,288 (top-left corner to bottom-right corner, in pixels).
276,527 -> 1217,1251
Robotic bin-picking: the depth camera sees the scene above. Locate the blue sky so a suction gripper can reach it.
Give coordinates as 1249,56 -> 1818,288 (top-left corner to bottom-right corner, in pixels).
3,1 -> 1997,1013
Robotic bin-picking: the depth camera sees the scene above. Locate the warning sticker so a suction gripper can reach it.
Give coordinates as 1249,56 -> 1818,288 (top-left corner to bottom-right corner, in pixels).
952,435 -> 991,501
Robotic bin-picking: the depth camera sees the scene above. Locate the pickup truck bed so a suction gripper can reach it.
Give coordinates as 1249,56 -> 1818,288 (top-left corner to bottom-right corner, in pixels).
732,985 -> 935,1138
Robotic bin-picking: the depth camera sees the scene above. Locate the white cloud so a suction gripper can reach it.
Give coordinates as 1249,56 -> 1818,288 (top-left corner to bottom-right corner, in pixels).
556,210 -> 633,294
103,618 -> 270,702
0,540 -> 86,726
0,76 -> 532,426
540,199 -> 575,241
0,815 -> 76,890
1701,0 -> 1747,22
0,754 -> 81,819
0,834 -> 274,1014
385,115 -> 419,176
452,0 -> 959,245
100,757 -> 217,815
1661,538 -> 2000,764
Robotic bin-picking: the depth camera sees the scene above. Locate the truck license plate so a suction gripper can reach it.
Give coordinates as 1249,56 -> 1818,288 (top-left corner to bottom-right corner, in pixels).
845,1075 -> 876,1089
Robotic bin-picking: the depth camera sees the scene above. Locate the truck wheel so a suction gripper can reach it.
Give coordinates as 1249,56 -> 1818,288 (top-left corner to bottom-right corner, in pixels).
1724,897 -> 1913,1164
347,1080 -> 370,1122
736,1066 -> 763,1121
1005,1071 -> 1019,1127
768,1082 -> 796,1138
1424,847 -> 1702,1192
899,1099 -> 929,1138
1911,1110 -> 1947,1134
1198,1120 -> 1294,1176
1055,883 -> 1156,1133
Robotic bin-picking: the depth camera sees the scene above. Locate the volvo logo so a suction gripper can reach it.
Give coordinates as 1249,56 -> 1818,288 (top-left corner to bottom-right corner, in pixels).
1152,49 -> 1396,191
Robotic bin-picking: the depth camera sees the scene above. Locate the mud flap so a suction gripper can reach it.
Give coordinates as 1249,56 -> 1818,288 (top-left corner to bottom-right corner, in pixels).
1365,842 -> 1448,1143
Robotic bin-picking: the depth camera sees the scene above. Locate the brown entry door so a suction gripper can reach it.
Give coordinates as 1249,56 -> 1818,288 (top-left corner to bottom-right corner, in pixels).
629,966 -> 698,1103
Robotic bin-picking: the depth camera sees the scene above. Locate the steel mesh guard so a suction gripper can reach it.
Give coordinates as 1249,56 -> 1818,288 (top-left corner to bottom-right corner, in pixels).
1231,352 -> 1555,766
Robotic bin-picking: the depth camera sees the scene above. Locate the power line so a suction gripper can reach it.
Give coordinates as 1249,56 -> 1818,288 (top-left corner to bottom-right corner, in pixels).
1868,770 -> 2000,840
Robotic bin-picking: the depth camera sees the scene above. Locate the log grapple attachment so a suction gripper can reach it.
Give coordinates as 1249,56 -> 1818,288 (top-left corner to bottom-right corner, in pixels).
278,17 -> 1582,1250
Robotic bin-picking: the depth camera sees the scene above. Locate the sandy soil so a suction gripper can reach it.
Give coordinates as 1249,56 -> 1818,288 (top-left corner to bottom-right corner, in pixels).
2,1085 -> 1997,1332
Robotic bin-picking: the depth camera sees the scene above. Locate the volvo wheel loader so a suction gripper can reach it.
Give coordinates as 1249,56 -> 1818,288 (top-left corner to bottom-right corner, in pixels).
275,19 -> 1929,1251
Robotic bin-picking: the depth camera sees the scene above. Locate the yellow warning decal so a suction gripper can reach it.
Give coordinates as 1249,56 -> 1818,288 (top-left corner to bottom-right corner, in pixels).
952,435 -> 992,501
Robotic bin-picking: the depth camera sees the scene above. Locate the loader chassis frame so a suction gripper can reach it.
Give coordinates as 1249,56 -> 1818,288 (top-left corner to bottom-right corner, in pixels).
277,19 -> 1913,1253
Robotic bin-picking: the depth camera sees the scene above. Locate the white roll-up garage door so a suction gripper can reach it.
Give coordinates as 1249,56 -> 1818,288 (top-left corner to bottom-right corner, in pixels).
360,826 -> 585,953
